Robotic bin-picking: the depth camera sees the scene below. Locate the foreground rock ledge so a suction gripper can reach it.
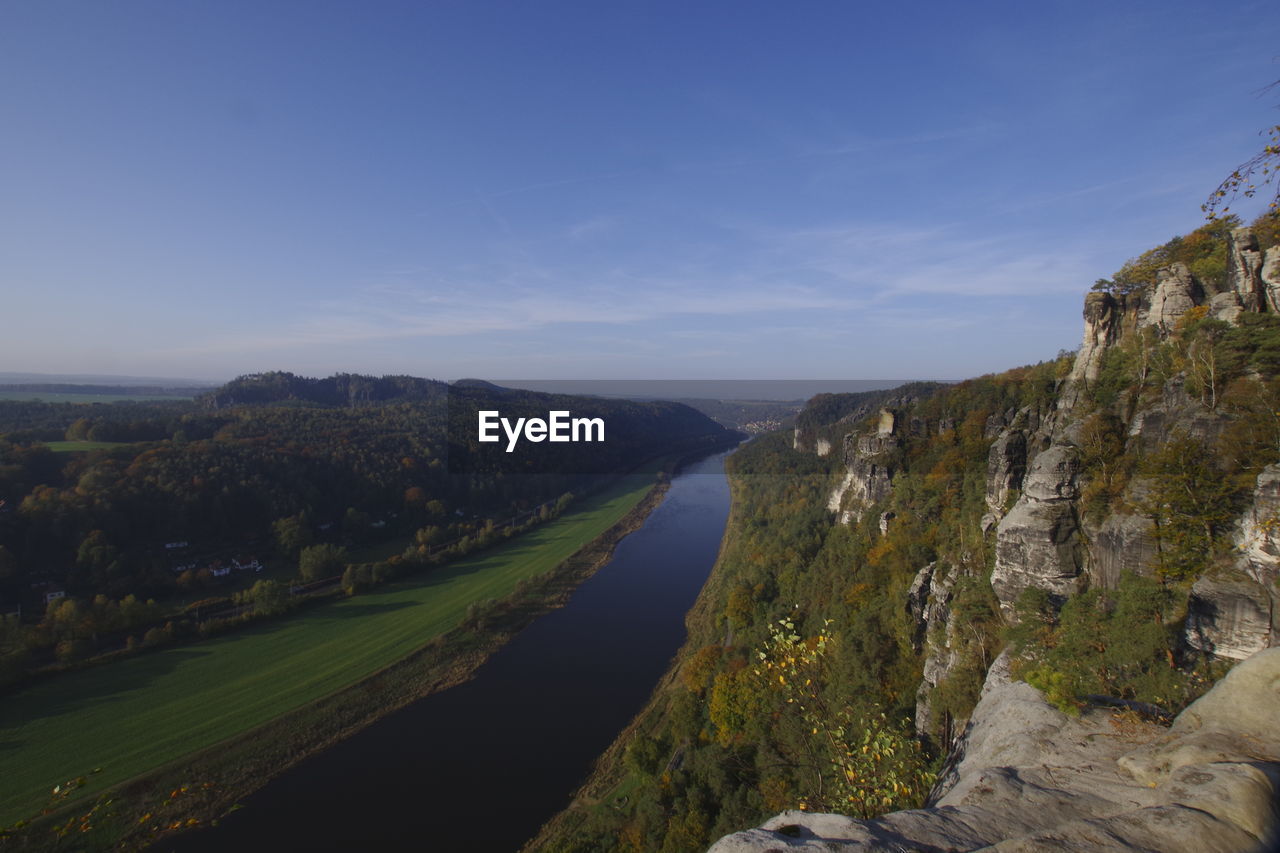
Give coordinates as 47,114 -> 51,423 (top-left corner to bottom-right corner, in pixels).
709,647 -> 1280,852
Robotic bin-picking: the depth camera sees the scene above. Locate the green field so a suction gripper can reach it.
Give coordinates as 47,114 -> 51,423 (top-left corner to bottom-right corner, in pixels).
0,475 -> 655,824
43,440 -> 134,453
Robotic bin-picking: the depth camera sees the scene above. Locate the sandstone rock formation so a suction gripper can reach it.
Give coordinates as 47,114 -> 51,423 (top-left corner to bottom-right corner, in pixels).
708,648 -> 1280,853
1186,464 -> 1280,660
908,561 -> 961,745
997,228 -> 1274,622
1186,570 -> 1277,662
1146,262 -> 1202,332
984,429 -> 1026,513
1087,511 -> 1157,589
1228,227 -> 1266,312
793,384 -> 943,453
826,429 -> 900,524
715,227 -> 1280,853
1263,245 -> 1280,313
990,446 -> 1084,614
1069,291 -> 1122,384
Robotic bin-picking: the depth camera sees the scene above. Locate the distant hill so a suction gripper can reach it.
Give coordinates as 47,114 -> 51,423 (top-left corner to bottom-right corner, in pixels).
197,372 -> 449,409
0,383 -> 207,399
450,378 -> 513,393
661,398 -> 805,433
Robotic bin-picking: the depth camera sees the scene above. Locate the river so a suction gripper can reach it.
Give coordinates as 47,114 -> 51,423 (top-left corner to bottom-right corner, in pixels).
170,448 -> 734,852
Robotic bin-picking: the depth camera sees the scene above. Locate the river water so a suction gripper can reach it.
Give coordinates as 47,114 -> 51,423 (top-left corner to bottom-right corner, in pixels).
170,448 -> 733,852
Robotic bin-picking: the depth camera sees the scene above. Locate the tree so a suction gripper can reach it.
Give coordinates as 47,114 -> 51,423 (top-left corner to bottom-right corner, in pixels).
119,593 -> 158,628
1010,573 -> 1198,714
241,579 -> 288,616
272,512 -> 312,557
0,612 -> 29,687
624,734 -> 669,778
0,544 -> 17,583
1204,81 -> 1280,220
299,543 -> 348,582
414,525 -> 443,548
76,530 -> 123,585
42,598 -> 88,645
342,507 -> 372,542
749,618 -> 933,815
1184,317 -> 1230,409
341,564 -> 373,595
1138,434 -> 1240,579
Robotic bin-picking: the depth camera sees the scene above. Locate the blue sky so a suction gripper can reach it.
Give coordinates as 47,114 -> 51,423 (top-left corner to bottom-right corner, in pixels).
1,1 -> 1277,382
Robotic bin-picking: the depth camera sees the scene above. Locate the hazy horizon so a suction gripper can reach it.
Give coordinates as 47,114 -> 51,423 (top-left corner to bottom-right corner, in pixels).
0,372 -> 958,403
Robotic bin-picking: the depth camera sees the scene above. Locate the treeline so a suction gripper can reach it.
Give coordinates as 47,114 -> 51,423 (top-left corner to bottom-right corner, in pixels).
196,371 -> 447,409
1091,210 -> 1278,296
0,399 -> 195,443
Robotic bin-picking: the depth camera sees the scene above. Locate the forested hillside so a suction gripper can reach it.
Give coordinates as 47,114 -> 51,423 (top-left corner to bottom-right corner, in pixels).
535,368 -> 1062,851
0,374 -> 731,689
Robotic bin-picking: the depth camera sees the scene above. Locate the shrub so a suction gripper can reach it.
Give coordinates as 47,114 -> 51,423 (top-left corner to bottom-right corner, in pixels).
240,579 -> 288,616
54,637 -> 92,663
1008,573 -> 1211,715
624,734 -> 669,778
142,626 -> 169,647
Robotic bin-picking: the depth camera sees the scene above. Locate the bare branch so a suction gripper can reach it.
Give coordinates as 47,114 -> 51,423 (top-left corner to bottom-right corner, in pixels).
1202,124 -> 1280,220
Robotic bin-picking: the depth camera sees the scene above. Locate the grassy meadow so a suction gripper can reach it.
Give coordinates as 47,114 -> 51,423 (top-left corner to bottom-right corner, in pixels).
43,440 -> 134,453
0,474 -> 655,824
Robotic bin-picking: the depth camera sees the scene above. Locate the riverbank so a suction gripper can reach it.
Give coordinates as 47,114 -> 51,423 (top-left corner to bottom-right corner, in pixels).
4,474 -> 672,850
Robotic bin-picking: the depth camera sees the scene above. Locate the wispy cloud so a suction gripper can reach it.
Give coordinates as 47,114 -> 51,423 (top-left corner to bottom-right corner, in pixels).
668,123 -> 1000,178
566,215 -> 618,241
165,275 -> 871,358
162,208 -> 1102,367
486,171 -> 630,200
752,220 -> 1094,297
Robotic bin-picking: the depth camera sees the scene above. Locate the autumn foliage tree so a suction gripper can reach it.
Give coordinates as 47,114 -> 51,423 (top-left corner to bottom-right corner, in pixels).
747,617 -> 933,816
298,544 -> 348,582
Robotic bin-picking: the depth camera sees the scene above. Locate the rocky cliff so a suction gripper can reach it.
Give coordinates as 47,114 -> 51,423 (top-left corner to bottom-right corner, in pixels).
988,226 -> 1279,652
794,383 -> 945,456
953,227 -> 1278,721
715,225 -> 1280,851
